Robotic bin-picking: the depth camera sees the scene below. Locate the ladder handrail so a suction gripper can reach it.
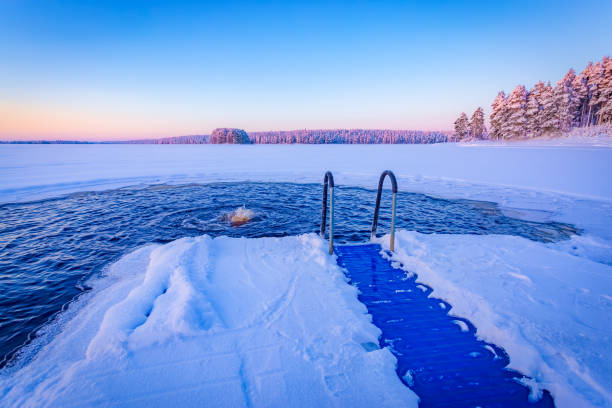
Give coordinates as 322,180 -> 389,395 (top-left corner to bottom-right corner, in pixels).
320,171 -> 334,255
370,170 -> 398,251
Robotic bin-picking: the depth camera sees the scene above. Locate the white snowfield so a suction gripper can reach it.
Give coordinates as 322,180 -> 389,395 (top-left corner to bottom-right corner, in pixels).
378,231 -> 612,408
0,235 -> 418,408
1,142 -> 611,204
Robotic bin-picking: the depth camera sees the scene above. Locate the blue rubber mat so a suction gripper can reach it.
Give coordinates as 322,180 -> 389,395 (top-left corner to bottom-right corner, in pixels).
335,243 -> 555,408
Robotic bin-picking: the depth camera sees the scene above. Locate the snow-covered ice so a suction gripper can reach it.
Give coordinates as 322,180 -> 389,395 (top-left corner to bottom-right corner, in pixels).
0,234 -> 418,407
1,143 -> 611,204
378,230 -> 612,408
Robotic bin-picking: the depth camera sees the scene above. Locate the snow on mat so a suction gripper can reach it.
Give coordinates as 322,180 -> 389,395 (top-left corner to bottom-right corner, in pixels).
379,230 -> 612,408
0,234 -> 418,408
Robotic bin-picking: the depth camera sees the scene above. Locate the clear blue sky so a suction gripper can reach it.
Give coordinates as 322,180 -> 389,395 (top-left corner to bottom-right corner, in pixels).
1,0 -> 611,140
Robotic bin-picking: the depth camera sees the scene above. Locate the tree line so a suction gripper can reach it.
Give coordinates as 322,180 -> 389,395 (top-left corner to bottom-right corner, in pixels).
4,130 -> 451,144
125,135 -> 209,144
123,129 -> 452,144
454,56 -> 612,140
248,129 -> 451,144
453,108 -> 486,140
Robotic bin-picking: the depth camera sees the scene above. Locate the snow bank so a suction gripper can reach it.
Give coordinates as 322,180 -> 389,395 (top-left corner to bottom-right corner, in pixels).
0,234 -> 418,407
463,125 -> 612,147
380,230 -> 612,408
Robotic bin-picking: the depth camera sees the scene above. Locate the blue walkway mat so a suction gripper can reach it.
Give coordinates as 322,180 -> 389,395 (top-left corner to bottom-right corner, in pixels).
335,243 -> 555,408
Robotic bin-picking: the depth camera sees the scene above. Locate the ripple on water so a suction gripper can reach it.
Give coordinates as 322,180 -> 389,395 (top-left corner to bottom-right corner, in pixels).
0,182 -> 578,368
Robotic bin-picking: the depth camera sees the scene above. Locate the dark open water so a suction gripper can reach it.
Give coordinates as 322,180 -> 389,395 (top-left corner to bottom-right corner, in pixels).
0,182 -> 577,368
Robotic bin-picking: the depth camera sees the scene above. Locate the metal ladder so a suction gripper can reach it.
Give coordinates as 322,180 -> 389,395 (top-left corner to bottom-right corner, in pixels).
320,170 -> 398,254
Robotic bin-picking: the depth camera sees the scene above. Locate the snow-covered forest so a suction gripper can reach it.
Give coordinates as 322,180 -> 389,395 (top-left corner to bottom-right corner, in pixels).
248,129 -> 451,144
209,128 -> 250,144
3,130 -> 452,145
117,129 -> 451,145
125,135 -> 210,144
455,56 -> 612,140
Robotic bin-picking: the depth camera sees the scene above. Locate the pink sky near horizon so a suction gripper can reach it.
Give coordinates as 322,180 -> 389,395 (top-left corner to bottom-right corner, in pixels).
2,1 -> 611,141
0,103 -> 454,141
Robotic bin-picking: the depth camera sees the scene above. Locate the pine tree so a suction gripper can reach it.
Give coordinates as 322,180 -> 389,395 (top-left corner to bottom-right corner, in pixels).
468,107 -> 486,139
526,81 -> 546,137
554,69 -> 578,132
573,63 -> 589,127
586,61 -> 605,125
539,82 -> 559,134
506,85 -> 528,139
526,91 -> 539,137
594,56 -> 612,124
454,113 -> 469,140
573,62 -> 601,126
490,91 -> 507,140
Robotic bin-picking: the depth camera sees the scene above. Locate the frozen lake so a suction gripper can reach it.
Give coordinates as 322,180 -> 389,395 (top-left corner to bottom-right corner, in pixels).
1,143 -> 612,203
1,143 -> 611,407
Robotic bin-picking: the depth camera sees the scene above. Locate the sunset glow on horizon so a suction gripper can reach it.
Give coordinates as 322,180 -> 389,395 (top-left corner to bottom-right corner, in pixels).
1,0 -> 611,141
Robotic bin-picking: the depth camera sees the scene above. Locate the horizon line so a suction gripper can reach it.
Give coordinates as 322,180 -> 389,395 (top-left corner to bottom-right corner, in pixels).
0,127 -> 454,143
